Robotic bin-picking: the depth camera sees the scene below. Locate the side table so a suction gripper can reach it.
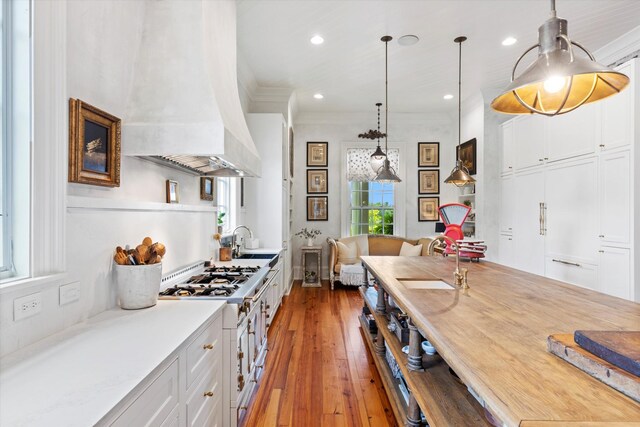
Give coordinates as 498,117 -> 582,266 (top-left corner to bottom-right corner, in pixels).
301,245 -> 322,288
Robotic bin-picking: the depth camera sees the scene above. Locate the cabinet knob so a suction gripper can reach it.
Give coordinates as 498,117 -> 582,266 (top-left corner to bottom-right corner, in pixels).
203,343 -> 214,350
598,235 -> 604,238
508,238 -> 512,241
539,158 -> 544,162
599,144 -> 605,148
598,250 -> 604,253
203,391 -> 214,397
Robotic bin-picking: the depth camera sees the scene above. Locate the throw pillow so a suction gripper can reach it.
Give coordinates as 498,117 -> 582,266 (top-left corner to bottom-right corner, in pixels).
399,242 -> 423,257
337,241 -> 359,265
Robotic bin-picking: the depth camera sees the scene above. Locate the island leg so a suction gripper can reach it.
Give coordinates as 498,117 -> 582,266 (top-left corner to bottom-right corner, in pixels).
407,318 -> 424,371
374,331 -> 386,355
406,394 -> 422,427
376,286 -> 386,314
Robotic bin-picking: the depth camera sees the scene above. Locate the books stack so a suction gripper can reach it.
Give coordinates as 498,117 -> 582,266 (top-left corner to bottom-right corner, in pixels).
456,239 -> 487,256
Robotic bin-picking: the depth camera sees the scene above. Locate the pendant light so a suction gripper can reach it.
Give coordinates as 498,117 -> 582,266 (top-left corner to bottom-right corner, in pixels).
357,102 -> 387,171
491,0 -> 629,116
445,37 -> 476,188
374,35 -> 401,183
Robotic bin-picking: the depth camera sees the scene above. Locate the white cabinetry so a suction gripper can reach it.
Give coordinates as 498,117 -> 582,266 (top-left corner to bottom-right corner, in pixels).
599,150 -> 631,245
598,247 -> 631,300
498,58 -> 637,301
513,114 -> 546,170
246,114 -> 293,292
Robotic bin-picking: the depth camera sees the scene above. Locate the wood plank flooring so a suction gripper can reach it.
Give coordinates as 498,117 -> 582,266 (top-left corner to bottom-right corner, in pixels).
241,281 -> 398,427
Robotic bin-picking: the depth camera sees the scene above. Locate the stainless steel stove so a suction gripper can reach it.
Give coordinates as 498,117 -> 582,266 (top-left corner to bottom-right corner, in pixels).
159,265 -> 261,299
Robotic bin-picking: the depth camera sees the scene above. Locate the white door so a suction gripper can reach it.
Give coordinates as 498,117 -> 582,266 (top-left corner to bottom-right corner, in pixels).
546,102 -> 598,162
600,61 -> 633,152
499,234 -> 515,268
500,175 -> 515,234
501,121 -> 514,174
545,157 -> 599,265
598,246 -> 631,300
513,115 -> 546,170
513,169 -> 546,275
599,150 -> 631,245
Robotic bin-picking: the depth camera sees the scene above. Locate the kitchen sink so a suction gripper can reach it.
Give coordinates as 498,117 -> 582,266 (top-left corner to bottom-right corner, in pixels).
235,253 -> 277,259
397,279 -> 454,290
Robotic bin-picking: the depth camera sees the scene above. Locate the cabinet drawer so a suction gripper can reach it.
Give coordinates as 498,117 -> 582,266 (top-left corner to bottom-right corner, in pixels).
186,358 -> 222,427
186,315 -> 222,389
111,359 -> 179,427
545,257 -> 598,291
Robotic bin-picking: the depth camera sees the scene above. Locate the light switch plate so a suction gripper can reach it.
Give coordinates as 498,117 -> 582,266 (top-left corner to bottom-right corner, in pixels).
59,282 -> 80,306
14,292 -> 42,321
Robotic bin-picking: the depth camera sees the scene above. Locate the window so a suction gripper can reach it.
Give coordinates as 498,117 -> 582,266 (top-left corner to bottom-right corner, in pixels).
216,177 -> 236,233
349,181 -> 395,235
1,0 -> 31,280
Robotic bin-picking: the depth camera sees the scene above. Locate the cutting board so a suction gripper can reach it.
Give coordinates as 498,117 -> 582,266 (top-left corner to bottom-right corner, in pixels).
574,330 -> 640,377
548,334 -> 639,403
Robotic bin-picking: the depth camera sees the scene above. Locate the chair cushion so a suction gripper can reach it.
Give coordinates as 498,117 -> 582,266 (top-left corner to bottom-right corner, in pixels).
336,241 -> 358,265
399,242 -> 423,257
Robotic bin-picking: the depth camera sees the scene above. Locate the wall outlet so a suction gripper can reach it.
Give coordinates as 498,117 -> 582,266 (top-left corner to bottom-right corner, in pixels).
13,292 -> 42,321
59,282 -> 80,306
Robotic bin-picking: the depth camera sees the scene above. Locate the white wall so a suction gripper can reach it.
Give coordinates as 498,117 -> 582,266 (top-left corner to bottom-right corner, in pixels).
0,0 -> 217,357
291,111 -> 455,279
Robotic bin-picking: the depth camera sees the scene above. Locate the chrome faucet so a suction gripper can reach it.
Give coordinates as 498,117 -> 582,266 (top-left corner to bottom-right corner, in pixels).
427,235 -> 469,290
232,225 -> 253,258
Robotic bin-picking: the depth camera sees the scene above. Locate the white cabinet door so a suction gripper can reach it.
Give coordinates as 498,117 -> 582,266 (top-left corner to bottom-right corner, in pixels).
513,169 -> 546,275
514,115 -> 546,170
499,234 -> 515,268
601,61 -> 633,151
598,246 -> 631,300
500,175 -> 515,234
599,150 -> 631,245
546,102 -> 598,162
545,157 -> 599,265
501,121 -> 514,174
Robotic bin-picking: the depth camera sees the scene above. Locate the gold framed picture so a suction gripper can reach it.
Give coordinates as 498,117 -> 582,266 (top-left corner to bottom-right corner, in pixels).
200,177 -> 215,201
418,197 -> 440,222
418,170 -> 439,194
307,169 -> 328,194
166,180 -> 179,204
418,142 -> 439,167
307,141 -> 328,167
68,98 -> 121,187
307,196 -> 328,221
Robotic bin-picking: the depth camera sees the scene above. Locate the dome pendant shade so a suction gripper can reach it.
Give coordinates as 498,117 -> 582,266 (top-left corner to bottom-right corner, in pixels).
444,160 -> 476,187
375,159 -> 401,183
491,3 -> 629,116
370,145 -> 386,161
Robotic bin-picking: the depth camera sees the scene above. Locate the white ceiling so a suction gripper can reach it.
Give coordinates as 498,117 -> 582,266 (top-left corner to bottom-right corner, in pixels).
237,0 -> 640,113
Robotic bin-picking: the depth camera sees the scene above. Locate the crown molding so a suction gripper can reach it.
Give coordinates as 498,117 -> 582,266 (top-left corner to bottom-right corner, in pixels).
595,25 -> 640,66
295,111 -> 452,126
252,86 -> 294,103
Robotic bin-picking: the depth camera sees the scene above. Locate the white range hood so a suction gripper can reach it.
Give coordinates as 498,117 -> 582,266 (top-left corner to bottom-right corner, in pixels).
122,0 -> 261,177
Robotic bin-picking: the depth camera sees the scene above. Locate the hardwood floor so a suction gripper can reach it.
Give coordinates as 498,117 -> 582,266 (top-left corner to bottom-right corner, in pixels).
241,280 -> 398,427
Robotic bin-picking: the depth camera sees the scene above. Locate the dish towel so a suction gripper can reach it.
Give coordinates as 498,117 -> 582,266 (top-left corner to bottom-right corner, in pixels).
340,263 -> 366,286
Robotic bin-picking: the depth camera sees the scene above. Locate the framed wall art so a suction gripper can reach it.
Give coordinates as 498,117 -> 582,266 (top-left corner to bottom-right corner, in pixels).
418,170 -> 440,194
307,196 -> 328,221
456,138 -> 477,175
68,98 -> 121,187
307,169 -> 328,194
418,142 -> 439,167
166,180 -> 179,204
200,177 -> 215,201
307,141 -> 328,167
418,197 -> 440,222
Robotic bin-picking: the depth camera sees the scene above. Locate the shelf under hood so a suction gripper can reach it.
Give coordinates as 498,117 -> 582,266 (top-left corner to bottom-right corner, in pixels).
142,155 -> 252,177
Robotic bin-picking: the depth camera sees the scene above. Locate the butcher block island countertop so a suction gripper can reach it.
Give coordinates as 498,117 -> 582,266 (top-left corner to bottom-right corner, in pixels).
360,255 -> 640,427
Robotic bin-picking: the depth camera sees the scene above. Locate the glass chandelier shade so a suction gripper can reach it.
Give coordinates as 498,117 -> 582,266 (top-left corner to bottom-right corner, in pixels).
491,0 -> 629,116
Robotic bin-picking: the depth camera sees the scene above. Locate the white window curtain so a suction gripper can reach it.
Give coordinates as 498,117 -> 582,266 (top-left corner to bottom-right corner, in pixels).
346,148 -> 400,182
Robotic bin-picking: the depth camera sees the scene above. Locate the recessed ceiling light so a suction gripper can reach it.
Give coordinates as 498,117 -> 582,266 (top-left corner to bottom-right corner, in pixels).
313,93 -> 324,99
502,37 -> 517,46
398,35 -> 419,46
310,35 -> 324,45
443,94 -> 454,100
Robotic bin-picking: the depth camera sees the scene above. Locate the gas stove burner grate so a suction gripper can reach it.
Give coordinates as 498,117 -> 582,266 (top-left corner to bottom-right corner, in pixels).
159,284 -> 240,298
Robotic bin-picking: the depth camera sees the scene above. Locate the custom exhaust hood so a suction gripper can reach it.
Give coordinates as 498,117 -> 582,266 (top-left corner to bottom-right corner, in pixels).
122,0 -> 261,177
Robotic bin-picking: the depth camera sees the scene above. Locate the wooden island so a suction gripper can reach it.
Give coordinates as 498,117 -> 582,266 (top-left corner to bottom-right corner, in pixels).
359,255 -> 640,427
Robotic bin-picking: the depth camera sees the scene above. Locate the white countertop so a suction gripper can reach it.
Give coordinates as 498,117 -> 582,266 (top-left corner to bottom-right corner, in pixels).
0,300 -> 225,427
242,247 -> 283,255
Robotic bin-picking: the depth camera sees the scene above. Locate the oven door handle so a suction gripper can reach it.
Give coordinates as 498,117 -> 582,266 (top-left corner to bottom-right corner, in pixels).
246,269 -> 280,304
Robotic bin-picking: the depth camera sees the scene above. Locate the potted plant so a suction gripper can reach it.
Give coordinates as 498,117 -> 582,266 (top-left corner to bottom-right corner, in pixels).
295,228 -> 321,246
217,212 -> 226,233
